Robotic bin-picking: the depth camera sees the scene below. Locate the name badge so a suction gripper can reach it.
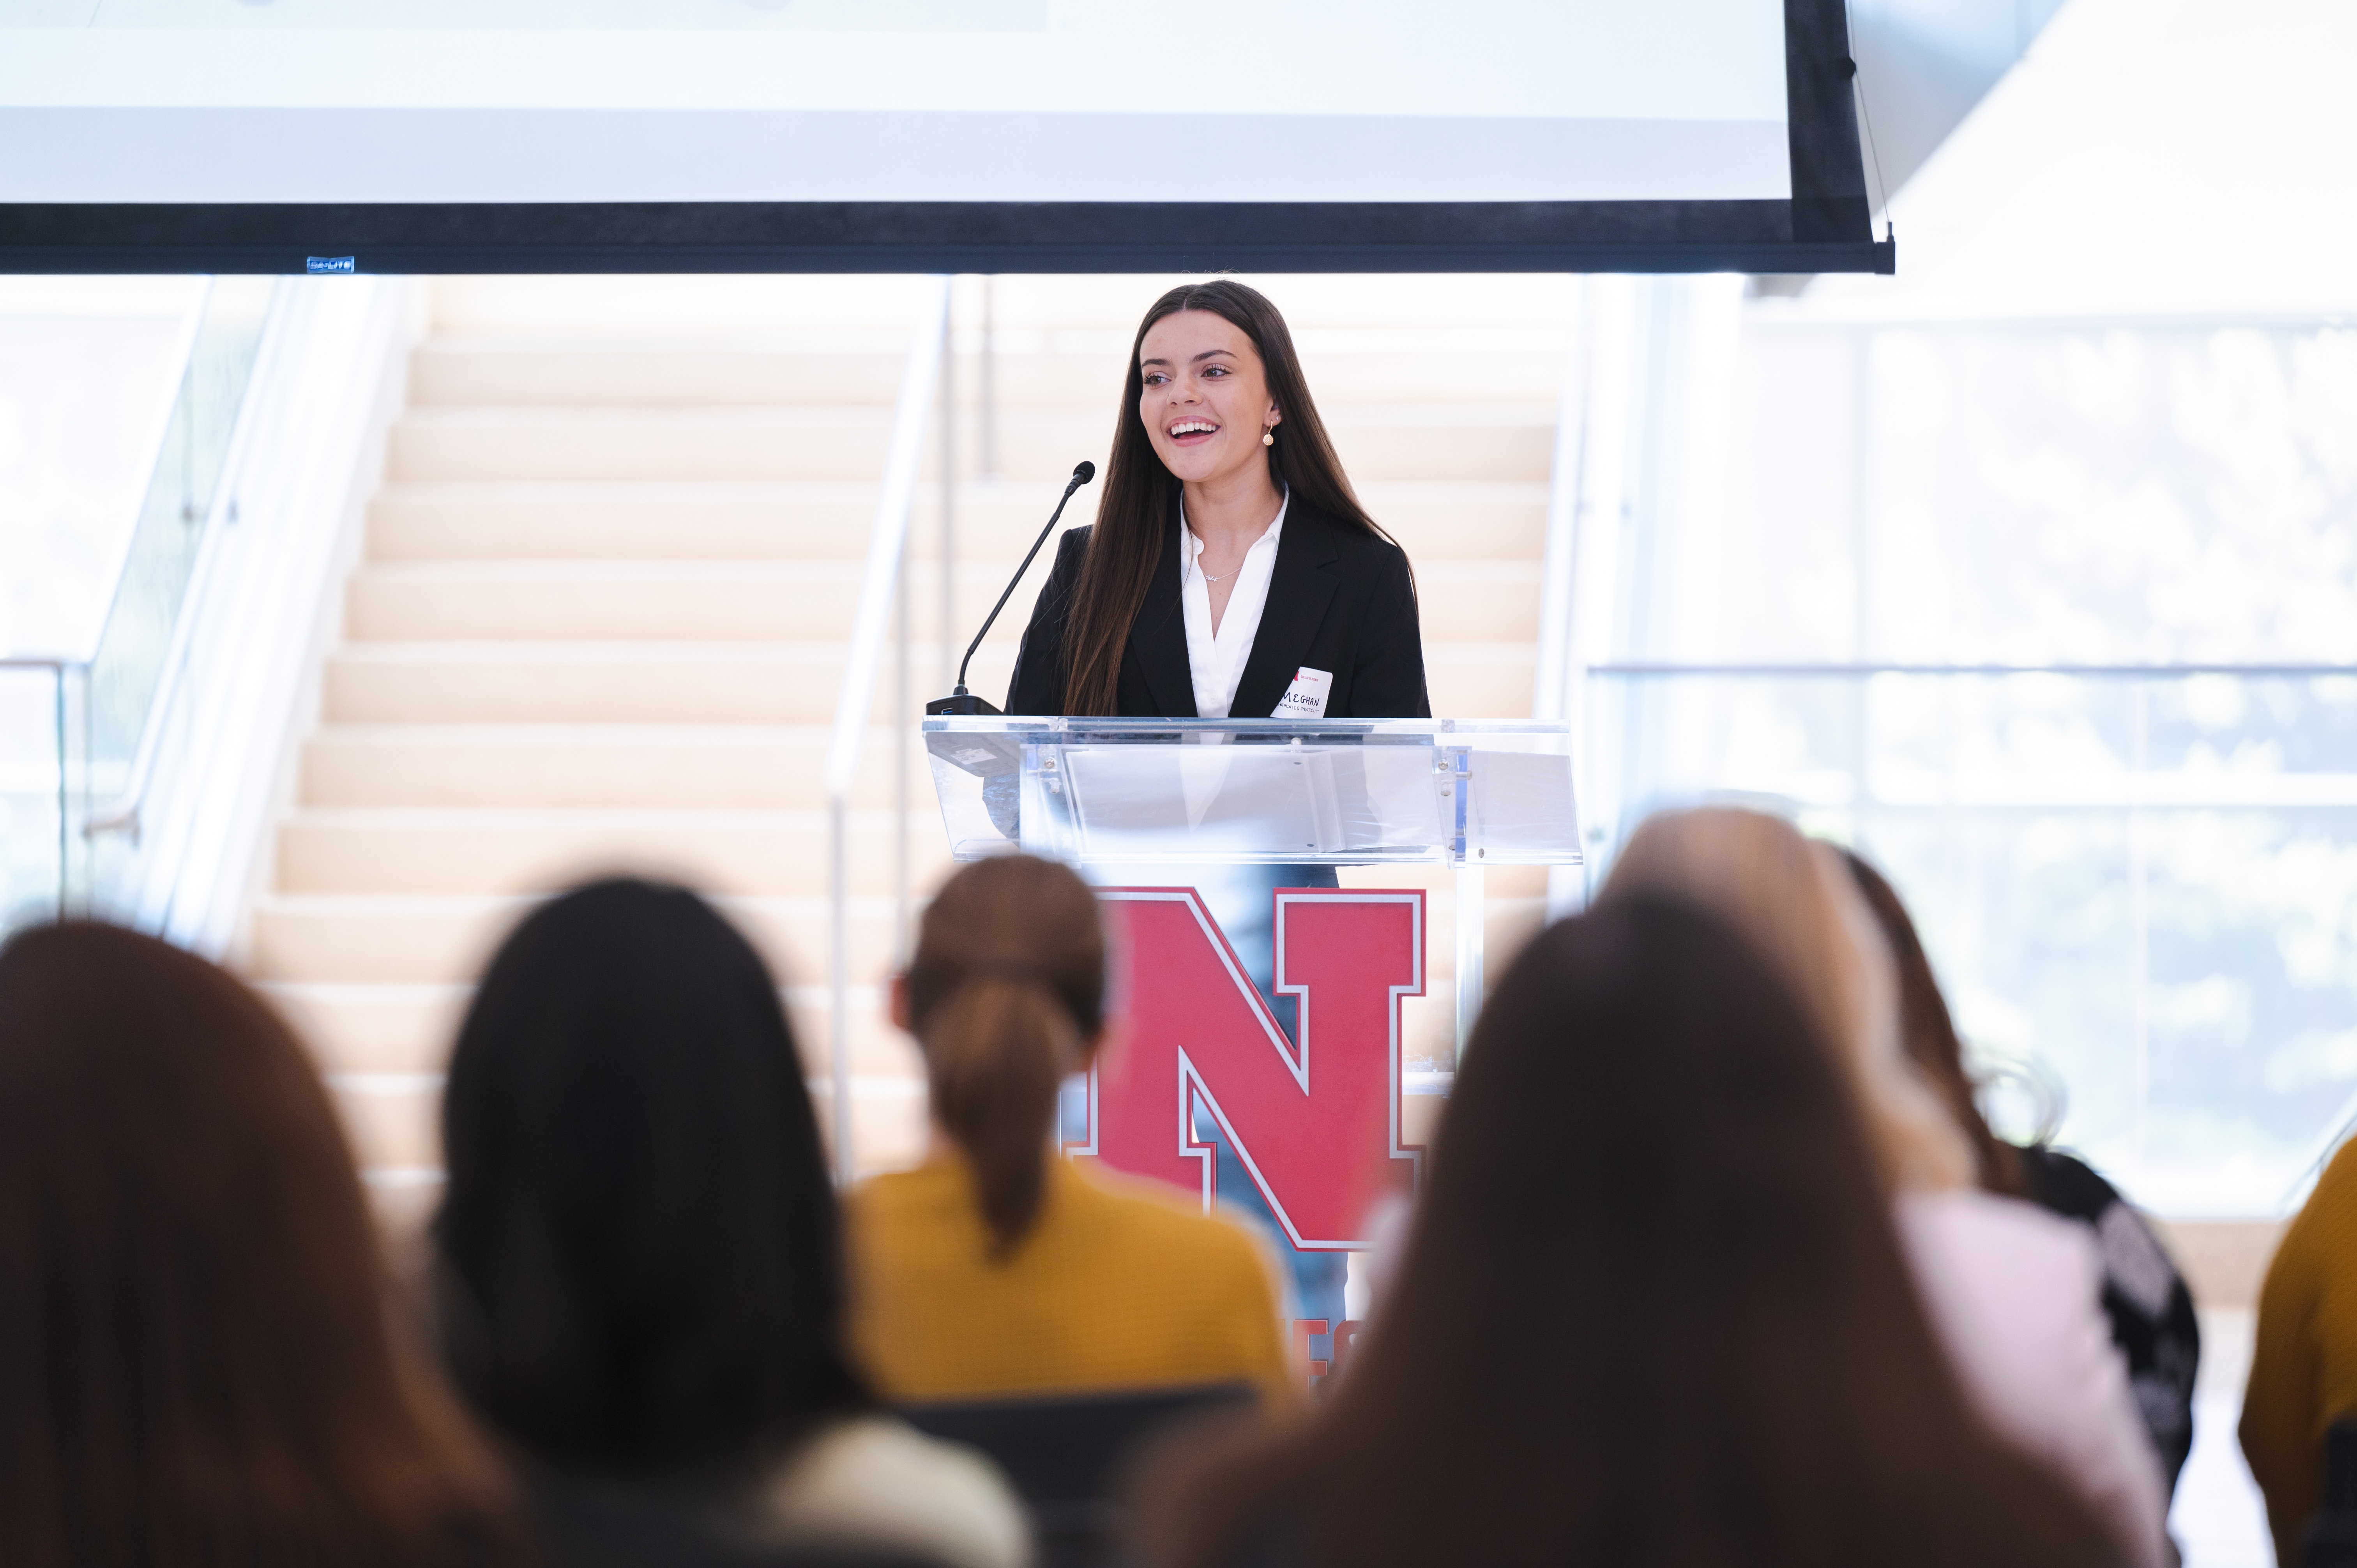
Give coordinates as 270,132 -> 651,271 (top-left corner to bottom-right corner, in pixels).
1271,666 -> 1333,719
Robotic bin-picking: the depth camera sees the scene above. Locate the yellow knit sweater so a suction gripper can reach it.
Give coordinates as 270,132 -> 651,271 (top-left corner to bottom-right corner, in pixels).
847,1157 -> 1293,1408
2244,1138 -> 2357,1567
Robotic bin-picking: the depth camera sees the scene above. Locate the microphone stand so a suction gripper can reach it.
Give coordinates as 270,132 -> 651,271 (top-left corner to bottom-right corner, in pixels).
926,460 -> 1095,716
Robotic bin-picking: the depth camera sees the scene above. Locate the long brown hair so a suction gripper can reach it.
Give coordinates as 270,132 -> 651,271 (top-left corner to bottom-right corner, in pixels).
0,921 -> 523,1568
1841,850 -> 2032,1198
1136,899 -> 2124,1568
1062,279 -> 1399,715
905,856 -> 1106,1256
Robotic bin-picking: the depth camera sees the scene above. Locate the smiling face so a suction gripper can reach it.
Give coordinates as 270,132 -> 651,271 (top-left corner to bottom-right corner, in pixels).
1136,309 -> 1282,489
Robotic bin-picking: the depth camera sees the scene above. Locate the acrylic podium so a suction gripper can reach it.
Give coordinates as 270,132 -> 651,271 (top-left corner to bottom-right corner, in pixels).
922,715 -> 1583,1360
922,716 -> 1583,1057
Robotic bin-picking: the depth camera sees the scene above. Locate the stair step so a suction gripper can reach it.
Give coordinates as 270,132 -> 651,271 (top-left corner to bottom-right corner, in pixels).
320,641 -> 1527,726
388,405 -> 1557,485
320,641 -> 985,726
275,807 -> 954,898
249,892 -> 903,987
326,1068 -> 929,1178
389,407 -> 898,484
263,979 -> 923,1079
246,873 -> 1544,989
270,982 -> 469,1073
322,642 -> 849,726
343,561 -> 1035,645
412,346 -> 907,408
301,724 -> 917,810
371,482 -> 884,561
1423,643 -> 1537,717
366,479 -> 1551,564
342,559 -> 1537,644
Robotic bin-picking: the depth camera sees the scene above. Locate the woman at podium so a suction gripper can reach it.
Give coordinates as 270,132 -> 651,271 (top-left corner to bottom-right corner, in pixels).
1000,280 -> 1424,1363
1005,280 -> 1428,720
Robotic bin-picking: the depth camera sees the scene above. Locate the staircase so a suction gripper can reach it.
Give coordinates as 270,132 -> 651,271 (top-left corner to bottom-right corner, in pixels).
244,274 -> 1573,1217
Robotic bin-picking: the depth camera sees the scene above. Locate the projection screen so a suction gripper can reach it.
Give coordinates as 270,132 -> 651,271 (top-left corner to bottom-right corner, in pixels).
0,0 -> 1892,274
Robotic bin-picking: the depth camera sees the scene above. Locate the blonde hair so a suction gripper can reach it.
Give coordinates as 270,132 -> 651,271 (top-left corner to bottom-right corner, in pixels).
1598,807 -> 1974,1193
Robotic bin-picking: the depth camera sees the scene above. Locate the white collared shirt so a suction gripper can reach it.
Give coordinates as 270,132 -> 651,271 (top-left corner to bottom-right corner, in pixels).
1179,491 -> 1288,720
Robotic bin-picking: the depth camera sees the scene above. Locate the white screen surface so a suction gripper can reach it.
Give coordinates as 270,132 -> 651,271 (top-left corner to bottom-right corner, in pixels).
0,0 -> 1792,204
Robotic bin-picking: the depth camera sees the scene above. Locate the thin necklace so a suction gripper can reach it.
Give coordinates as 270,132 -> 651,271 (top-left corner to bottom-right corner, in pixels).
1189,493 -> 1279,590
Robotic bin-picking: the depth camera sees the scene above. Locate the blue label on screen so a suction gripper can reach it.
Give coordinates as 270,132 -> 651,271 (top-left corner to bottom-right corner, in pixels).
306,256 -> 357,274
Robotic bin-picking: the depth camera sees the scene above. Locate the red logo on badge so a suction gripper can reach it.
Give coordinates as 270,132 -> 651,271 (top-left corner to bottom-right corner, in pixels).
1068,888 -> 1426,1250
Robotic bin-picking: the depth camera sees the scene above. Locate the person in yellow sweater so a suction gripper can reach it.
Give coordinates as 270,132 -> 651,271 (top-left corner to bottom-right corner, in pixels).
848,855 -> 1293,1409
2244,1137 -> 2357,1566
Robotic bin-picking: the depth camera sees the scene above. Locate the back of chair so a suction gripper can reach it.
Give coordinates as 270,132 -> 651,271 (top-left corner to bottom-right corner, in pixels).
901,1383 -> 1258,1568
2308,1421 -> 2357,1568
534,1480 -> 949,1568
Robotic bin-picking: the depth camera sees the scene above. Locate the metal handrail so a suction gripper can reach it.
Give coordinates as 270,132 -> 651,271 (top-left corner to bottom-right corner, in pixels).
827,277 -> 952,1186
1532,283 -> 1615,923
1531,305 -> 1588,725
83,284 -> 288,841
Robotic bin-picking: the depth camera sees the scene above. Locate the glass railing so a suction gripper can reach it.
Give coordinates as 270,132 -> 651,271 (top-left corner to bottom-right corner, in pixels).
83,280 -> 276,830
1581,664 -> 2357,1216
0,659 -> 74,934
0,280 -> 277,940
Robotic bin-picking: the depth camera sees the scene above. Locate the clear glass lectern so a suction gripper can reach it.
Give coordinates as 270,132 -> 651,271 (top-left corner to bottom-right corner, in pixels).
923,717 -> 1583,1052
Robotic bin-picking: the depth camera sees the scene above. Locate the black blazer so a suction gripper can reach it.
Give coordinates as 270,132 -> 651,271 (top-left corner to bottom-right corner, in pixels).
1004,499 -> 1430,719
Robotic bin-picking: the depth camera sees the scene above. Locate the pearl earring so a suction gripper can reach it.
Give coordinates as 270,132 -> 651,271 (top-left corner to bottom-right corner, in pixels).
1262,428 -> 1275,447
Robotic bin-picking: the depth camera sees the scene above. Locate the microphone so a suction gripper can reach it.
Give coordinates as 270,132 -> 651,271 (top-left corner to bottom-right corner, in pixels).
927,460 -> 1096,716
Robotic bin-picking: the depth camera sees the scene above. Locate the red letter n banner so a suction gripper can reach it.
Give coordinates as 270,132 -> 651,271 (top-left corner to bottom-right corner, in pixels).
1071,887 -> 1426,1250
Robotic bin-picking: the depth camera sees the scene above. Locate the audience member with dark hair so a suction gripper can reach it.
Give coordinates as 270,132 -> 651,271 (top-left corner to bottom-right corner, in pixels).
1135,898 -> 2127,1568
1844,848 -> 2200,1495
1600,808 -> 2168,1566
0,921 -> 526,1568
433,878 -> 1026,1568
850,854 -> 1290,1404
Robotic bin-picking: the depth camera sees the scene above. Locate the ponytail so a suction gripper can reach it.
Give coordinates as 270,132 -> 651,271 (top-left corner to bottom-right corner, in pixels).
921,975 -> 1081,1256
906,858 -> 1107,1259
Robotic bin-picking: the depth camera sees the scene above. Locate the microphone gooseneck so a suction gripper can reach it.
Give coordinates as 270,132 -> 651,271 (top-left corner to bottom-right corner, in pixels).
930,460 -> 1095,715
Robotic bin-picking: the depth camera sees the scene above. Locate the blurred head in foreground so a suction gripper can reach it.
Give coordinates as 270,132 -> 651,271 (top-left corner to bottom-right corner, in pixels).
1139,899 -> 2121,1568
434,878 -> 866,1482
1599,805 -> 1974,1192
1840,848 -> 2032,1196
896,852 -> 1108,1257
0,921 -> 519,1568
